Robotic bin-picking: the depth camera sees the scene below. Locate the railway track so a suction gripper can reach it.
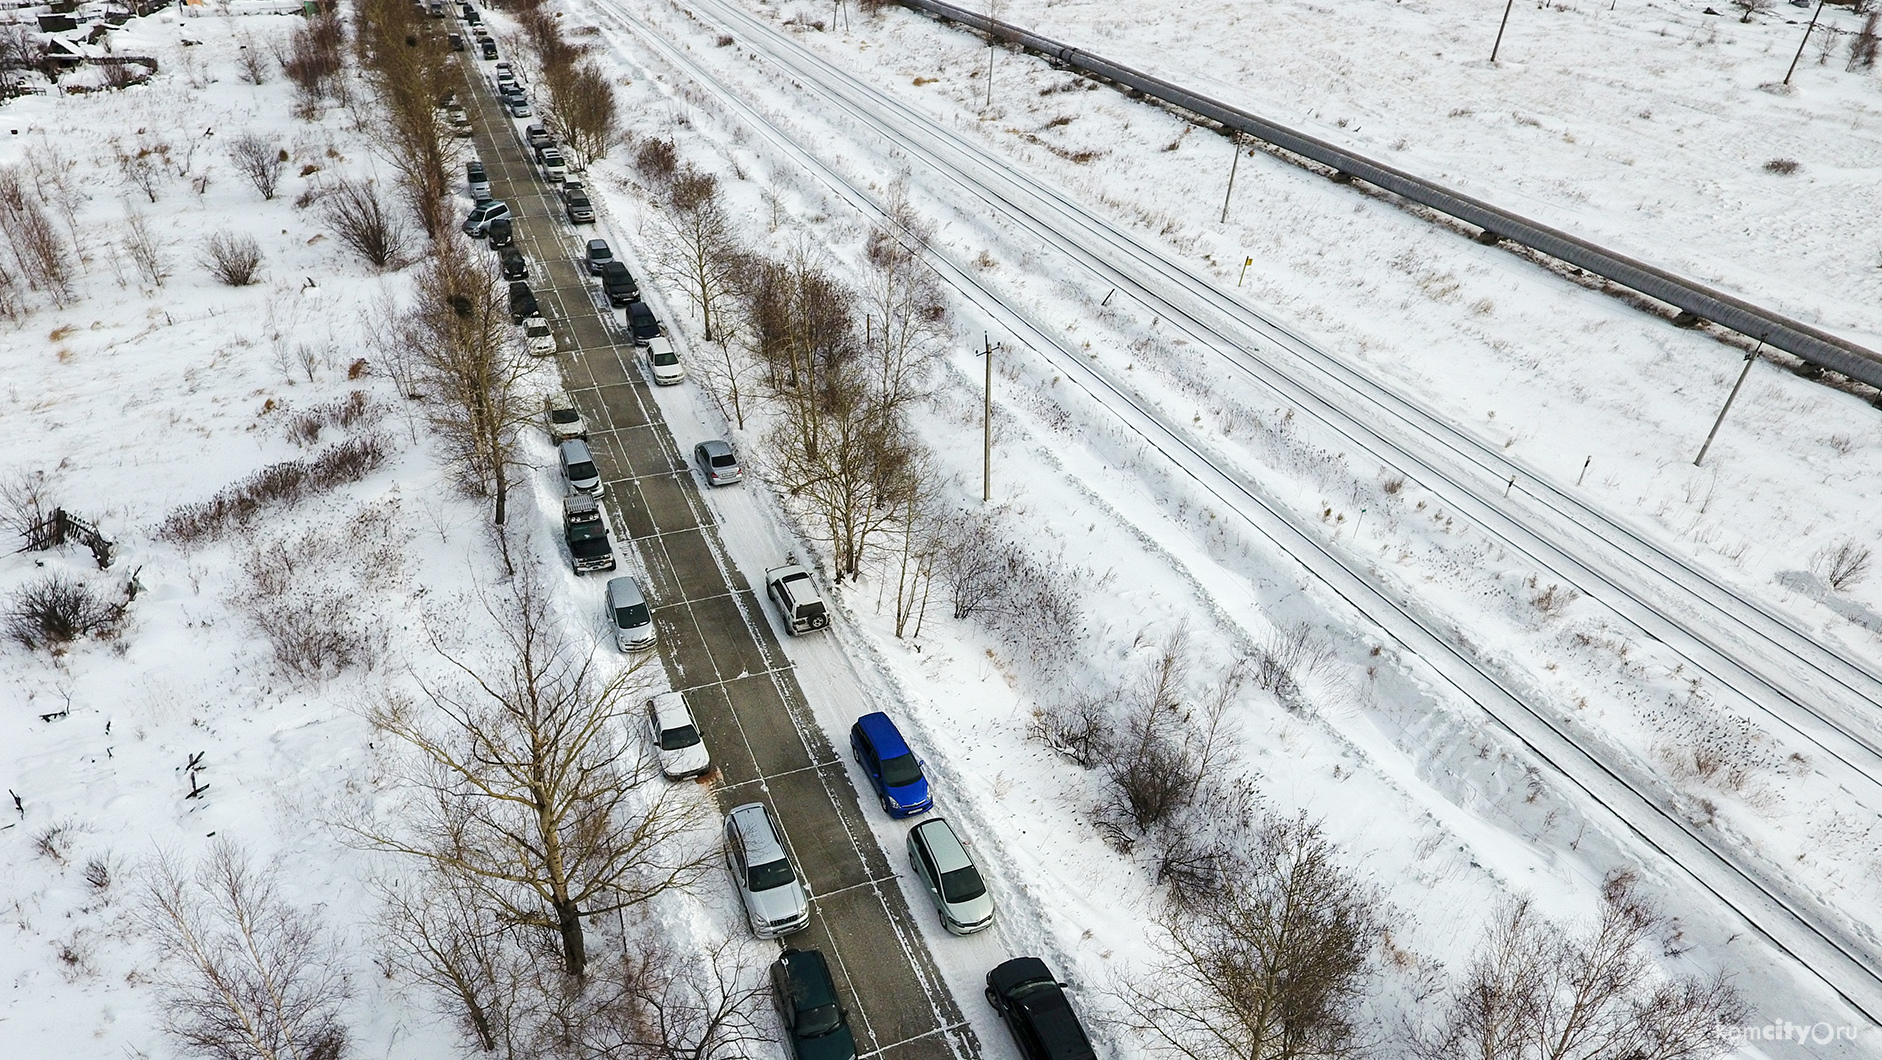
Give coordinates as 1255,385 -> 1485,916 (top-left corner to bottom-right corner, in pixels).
581,0 -> 1882,1023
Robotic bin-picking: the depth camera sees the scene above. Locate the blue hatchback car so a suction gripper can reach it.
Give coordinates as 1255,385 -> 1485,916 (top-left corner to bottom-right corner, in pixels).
849,712 -> 932,818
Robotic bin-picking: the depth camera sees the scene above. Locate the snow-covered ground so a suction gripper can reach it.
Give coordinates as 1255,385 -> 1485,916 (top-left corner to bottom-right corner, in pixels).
576,0 -> 1882,1051
6,0 -> 1882,1057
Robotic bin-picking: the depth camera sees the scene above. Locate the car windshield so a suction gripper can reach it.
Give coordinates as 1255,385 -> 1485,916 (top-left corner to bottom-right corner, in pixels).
748,858 -> 795,892
614,603 -> 649,629
939,863 -> 986,903
658,724 -> 700,751
797,1002 -> 842,1038
879,752 -> 923,789
653,350 -> 678,366
568,461 -> 597,480
529,324 -> 550,338
711,454 -> 737,468
570,536 -> 610,555
550,408 -> 578,423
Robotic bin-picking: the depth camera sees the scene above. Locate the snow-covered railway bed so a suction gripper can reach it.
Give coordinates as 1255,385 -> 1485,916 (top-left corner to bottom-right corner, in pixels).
582,0 -> 1882,1024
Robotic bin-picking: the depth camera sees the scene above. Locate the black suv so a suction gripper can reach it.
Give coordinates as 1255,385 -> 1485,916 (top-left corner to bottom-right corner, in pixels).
985,958 -> 1094,1060
600,261 -> 639,306
486,217 -> 514,249
499,246 -> 528,280
626,300 -> 661,343
772,949 -> 857,1060
508,281 -> 538,324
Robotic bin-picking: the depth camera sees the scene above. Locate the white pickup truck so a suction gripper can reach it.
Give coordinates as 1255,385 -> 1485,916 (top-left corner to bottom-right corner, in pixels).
764,561 -> 828,635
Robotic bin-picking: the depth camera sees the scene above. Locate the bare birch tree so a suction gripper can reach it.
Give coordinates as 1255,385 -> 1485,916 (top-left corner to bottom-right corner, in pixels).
1417,876 -> 1744,1060
358,577 -> 715,978
645,169 -> 740,342
400,243 -> 534,530
863,181 -> 949,410
138,842 -> 351,1060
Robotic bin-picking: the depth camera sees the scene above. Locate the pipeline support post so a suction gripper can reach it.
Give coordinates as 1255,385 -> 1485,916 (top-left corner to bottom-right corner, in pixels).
1695,342 -> 1764,467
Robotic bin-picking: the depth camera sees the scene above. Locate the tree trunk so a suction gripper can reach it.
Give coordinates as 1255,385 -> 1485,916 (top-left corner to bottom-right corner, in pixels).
555,899 -> 587,977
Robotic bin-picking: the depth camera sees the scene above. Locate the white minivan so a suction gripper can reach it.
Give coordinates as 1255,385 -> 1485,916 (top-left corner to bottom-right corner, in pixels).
606,576 -> 655,652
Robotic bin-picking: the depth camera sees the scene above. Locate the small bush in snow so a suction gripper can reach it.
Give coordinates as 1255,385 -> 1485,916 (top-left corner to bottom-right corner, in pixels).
200,231 -> 265,286
1762,157 -> 1800,175
634,137 -> 679,187
1812,539 -> 1872,591
285,391 -> 376,446
0,166 -> 76,304
1250,622 -> 1334,705
122,206 -> 167,287
6,574 -> 127,649
227,133 -> 287,201
0,467 -> 56,545
319,177 -> 408,270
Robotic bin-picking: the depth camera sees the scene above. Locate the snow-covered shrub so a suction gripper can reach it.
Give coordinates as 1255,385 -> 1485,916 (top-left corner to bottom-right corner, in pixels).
934,506 -> 1085,673
1811,539 -> 1872,591
200,230 -> 265,286
5,573 -> 126,649
319,178 -> 408,270
233,508 -> 399,680
227,133 -> 286,201
158,435 -> 388,544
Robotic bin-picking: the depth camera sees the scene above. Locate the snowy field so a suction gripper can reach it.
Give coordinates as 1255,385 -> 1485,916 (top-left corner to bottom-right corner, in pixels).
3,0 -> 1881,1057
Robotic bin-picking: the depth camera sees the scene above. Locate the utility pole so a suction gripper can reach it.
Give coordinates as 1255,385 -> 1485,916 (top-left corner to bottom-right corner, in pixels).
1785,0 -> 1826,85
1491,0 -> 1517,62
1695,342 -> 1763,467
981,334 -> 997,502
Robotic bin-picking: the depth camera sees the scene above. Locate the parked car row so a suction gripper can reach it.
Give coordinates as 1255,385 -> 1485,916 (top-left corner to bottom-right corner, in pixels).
455,31 -> 1084,1060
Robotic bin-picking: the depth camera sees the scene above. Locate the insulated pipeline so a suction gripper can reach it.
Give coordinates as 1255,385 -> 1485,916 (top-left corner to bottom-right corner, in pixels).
895,0 -> 1882,389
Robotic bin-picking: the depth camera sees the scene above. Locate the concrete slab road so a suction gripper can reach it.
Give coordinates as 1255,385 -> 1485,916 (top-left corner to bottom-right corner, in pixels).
456,45 -> 980,1060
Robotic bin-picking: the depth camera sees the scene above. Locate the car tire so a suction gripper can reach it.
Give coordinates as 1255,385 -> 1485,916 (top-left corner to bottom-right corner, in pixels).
985,986 -> 1001,1010
879,794 -> 892,815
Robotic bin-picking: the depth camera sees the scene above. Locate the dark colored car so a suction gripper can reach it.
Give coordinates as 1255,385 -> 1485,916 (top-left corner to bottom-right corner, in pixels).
600,261 -> 639,306
448,31 -> 464,50
508,281 -> 538,324
565,193 -> 594,224
849,712 -> 932,817
585,238 -> 614,275
772,949 -> 858,1060
480,39 -> 498,59
499,246 -> 528,280
985,958 -> 1095,1060
626,300 -> 661,342
486,216 -> 513,248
